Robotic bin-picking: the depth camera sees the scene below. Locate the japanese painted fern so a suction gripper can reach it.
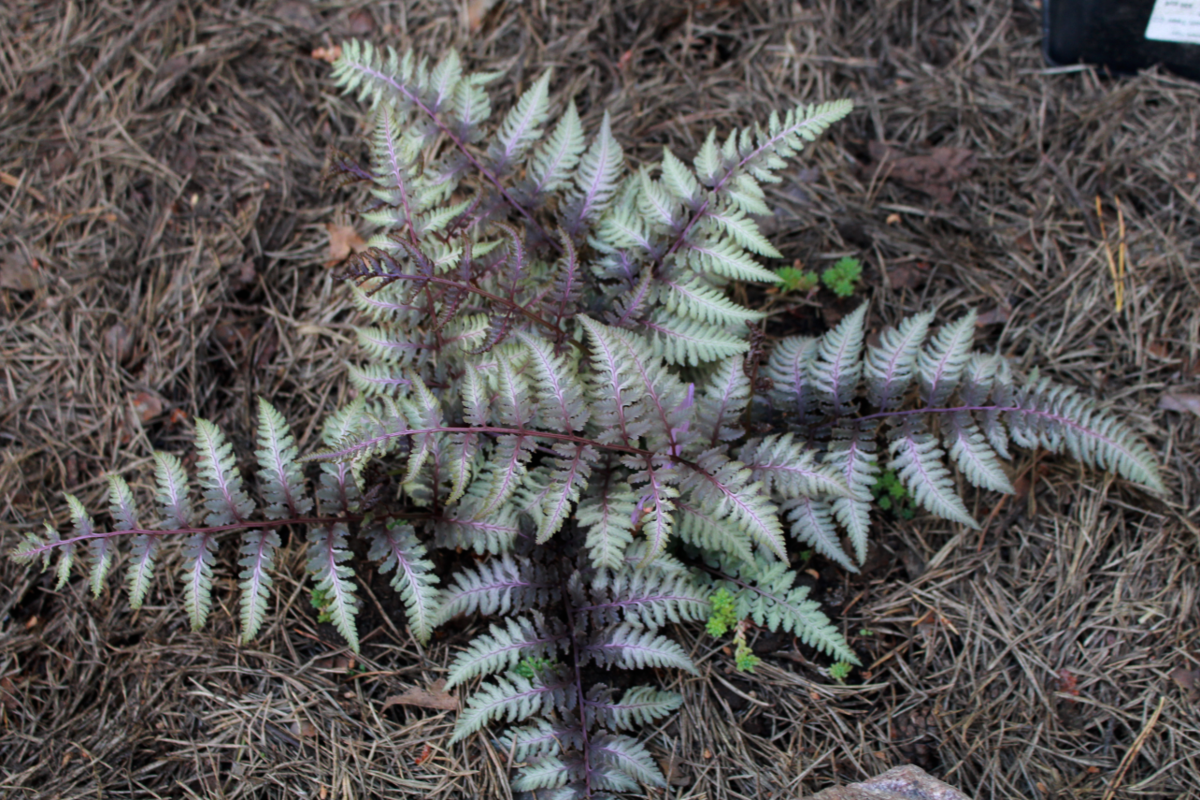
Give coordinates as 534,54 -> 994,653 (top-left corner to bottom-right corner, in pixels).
14,41 -> 1163,799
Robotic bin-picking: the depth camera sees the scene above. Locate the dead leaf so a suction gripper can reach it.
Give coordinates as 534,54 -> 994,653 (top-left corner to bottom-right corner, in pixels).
1159,392 -> 1200,416
311,45 -> 342,64
868,141 -> 977,203
657,755 -> 690,786
975,304 -> 1011,326
290,719 -> 317,738
130,391 -> 164,423
0,676 -> 21,710
347,9 -> 375,35
105,323 -> 134,364
1,250 -> 44,291
325,222 -> 367,267
272,0 -> 318,30
886,260 -> 930,290
466,0 -> 498,31
381,680 -> 457,711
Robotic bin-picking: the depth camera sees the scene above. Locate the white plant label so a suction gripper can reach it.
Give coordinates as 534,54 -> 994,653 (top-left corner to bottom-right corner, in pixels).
1145,0 -> 1200,45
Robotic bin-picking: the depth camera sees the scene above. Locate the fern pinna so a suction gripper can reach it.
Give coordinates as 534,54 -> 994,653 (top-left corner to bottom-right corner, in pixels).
14,41 -> 1163,798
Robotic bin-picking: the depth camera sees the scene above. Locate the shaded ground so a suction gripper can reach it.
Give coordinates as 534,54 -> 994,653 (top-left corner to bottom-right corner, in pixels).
2,1 -> 1198,798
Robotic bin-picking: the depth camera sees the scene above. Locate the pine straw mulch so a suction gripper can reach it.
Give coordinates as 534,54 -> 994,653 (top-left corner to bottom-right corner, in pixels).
1,1 -> 1198,798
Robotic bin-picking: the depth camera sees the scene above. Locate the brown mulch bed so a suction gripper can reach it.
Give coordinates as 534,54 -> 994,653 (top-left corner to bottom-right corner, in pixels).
2,1 -> 1197,798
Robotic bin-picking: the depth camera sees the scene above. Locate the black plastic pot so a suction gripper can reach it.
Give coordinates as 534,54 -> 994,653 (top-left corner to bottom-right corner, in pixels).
1044,0 -> 1200,81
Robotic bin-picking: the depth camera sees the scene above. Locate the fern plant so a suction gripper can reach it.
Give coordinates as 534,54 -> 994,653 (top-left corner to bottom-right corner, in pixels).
13,41 -> 1165,799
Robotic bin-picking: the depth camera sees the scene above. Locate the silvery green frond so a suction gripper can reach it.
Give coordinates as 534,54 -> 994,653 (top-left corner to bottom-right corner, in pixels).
443,613 -> 568,690
677,234 -> 780,283
825,423 -> 879,564
664,276 -> 766,327
694,129 -> 722,185
519,333 -> 588,432
526,99 -> 584,196
563,112 -> 624,234
739,433 -> 852,499
888,418 -> 979,528
705,207 -> 781,258
808,304 -> 867,416
1006,377 -> 1165,494
640,311 -> 749,367
944,409 -> 1014,493
182,531 -> 218,631
917,311 -> 976,407
127,531 -> 159,611
427,49 -> 463,112
368,522 -> 440,644
694,354 -> 751,449
307,523 -> 360,652
590,733 -> 666,788
238,528 -> 280,642
451,669 -> 569,743
255,398 -> 311,520
582,623 -> 698,674
487,71 -> 551,172
680,449 -> 785,560
434,483 -> 519,554
636,168 -> 683,230
783,496 -> 855,571
763,335 -> 820,423
576,475 -> 637,570
724,559 -> 857,663
660,146 -> 702,207
347,363 -> 412,396
194,418 -> 255,526
577,568 -> 710,628
584,685 -> 682,732
152,451 -> 192,531
63,494 -> 107,598
524,443 -> 595,544
510,755 -> 576,794
437,554 -> 557,624
865,310 -> 933,411
674,501 -> 755,564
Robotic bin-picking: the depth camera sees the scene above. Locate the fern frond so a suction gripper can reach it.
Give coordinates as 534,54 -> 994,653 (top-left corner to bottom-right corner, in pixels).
888,418 -> 979,528
182,530 -> 218,631
347,363 -> 412,396
682,450 -> 786,560
64,494 -> 108,598
578,568 -> 710,628
944,409 -> 1014,493
726,560 -> 857,663
307,523 -> 360,651
825,423 -> 879,564
865,310 -> 933,411
451,669 -> 570,744
764,335 -> 820,422
437,554 -> 556,624
488,70 -> 551,172
694,355 -> 750,449
660,146 -> 702,208
194,418 -> 255,526
917,311 -> 976,407
499,718 -> 582,761
640,312 -> 748,367
520,333 -> 588,432
563,112 -> 624,234
782,496 -> 855,571
705,207 -> 781,258
1006,377 -> 1165,493
664,277 -> 766,327
526,99 -> 584,196
152,451 -> 192,530
809,304 -> 866,416
238,528 -> 279,642
576,474 -> 637,570
678,235 -> 781,283
369,522 -> 440,644
591,733 -> 666,788
739,434 -> 852,499
444,614 -> 568,690
510,755 -> 578,793
583,623 -> 699,674
674,501 -> 756,564
255,398 -> 312,520
584,685 -> 682,732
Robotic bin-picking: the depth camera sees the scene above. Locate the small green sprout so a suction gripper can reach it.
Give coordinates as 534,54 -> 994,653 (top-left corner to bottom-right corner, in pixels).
734,636 -> 761,673
310,587 -> 334,624
797,548 -> 814,566
774,265 -> 820,293
512,656 -> 556,679
821,256 -> 863,297
859,628 -> 874,637
828,660 -> 854,684
707,588 -> 739,637
873,468 -> 916,520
